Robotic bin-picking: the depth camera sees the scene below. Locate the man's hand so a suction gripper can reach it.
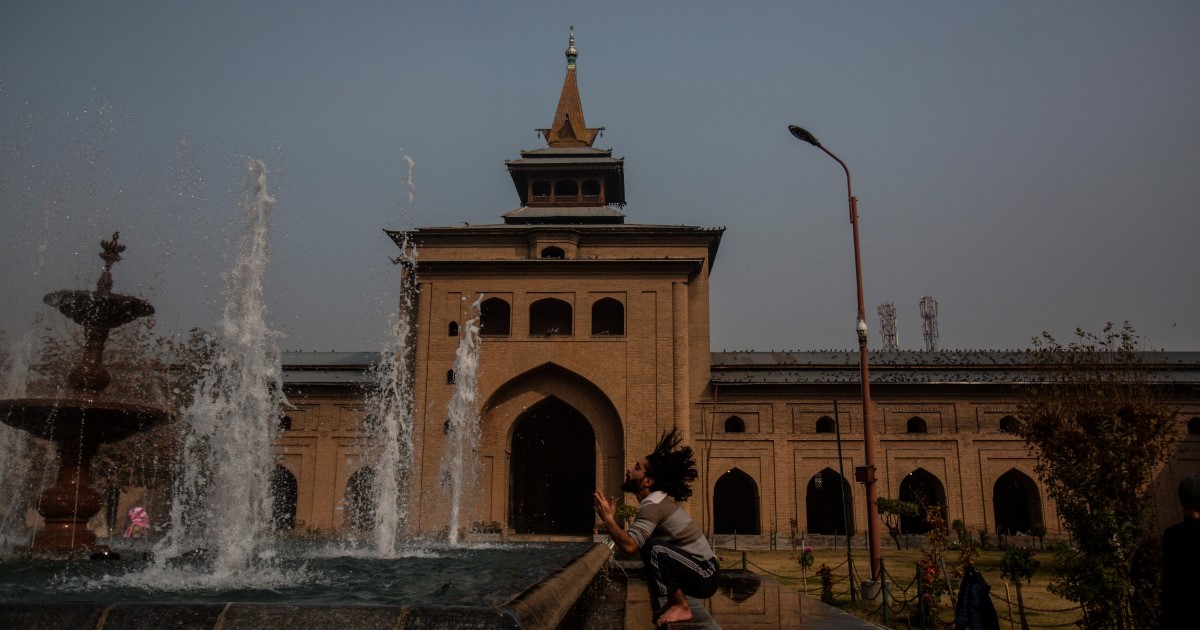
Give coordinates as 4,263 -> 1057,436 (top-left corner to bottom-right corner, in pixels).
593,491 -> 617,522
593,490 -> 639,555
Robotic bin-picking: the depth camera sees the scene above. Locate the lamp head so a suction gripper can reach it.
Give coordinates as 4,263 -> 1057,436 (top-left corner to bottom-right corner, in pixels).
788,125 -> 821,147
856,319 -> 869,344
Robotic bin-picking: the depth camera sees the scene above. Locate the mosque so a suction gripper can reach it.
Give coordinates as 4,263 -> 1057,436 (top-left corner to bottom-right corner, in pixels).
271,33 -> 1200,544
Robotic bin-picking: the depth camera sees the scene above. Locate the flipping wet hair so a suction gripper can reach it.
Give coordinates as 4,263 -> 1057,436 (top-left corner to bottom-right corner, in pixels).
644,427 -> 699,502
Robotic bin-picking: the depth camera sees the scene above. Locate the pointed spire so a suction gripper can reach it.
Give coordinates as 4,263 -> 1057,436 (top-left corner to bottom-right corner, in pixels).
540,27 -> 602,148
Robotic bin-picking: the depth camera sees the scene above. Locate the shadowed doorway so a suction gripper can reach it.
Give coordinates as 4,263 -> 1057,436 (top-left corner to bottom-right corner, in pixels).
806,468 -> 854,535
899,468 -> 947,535
510,397 -> 596,535
993,469 -> 1043,535
713,468 -> 760,535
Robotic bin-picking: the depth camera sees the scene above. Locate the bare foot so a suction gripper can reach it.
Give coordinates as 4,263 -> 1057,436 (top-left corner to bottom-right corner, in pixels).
655,603 -> 692,626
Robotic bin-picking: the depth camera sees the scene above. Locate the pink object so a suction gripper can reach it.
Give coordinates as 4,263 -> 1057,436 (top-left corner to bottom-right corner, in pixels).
123,506 -> 149,538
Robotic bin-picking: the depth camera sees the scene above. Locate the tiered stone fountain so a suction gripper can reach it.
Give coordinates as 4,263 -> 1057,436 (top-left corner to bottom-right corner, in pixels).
0,233 -> 172,553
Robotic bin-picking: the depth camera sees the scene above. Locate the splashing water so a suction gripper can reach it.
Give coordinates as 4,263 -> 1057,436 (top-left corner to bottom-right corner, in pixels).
156,159 -> 285,574
363,232 -> 418,556
443,296 -> 482,545
0,332 -> 39,543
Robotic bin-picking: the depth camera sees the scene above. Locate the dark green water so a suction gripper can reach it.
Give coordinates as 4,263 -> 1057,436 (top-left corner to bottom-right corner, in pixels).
0,542 -> 591,607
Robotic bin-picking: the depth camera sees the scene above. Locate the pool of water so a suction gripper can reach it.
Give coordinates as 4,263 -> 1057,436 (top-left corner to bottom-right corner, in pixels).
0,541 -> 593,607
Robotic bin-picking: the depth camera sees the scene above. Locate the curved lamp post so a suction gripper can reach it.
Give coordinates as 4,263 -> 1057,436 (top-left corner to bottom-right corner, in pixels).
788,124 -> 882,583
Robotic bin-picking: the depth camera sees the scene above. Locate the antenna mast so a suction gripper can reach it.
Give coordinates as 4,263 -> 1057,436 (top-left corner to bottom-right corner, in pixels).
920,296 -> 939,352
877,302 -> 898,352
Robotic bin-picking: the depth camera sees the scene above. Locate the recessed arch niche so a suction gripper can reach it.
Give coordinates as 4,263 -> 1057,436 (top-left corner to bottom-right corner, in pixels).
713,468 -> 760,535
898,468 -> 947,535
479,362 -> 624,536
806,468 -> 854,535
993,468 -> 1043,535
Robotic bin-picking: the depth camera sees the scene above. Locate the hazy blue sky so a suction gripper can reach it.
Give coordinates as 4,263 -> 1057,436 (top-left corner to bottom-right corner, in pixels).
2,1 -> 1198,353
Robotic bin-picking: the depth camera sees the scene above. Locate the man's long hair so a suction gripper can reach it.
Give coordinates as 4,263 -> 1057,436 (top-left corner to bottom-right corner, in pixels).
645,428 -> 698,502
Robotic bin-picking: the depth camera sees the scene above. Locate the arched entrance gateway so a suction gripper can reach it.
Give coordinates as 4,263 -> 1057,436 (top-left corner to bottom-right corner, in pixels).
479,363 -> 624,538
510,397 -> 596,534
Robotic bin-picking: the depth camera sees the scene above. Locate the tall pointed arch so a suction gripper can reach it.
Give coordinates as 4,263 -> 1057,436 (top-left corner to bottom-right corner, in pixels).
993,469 -> 1043,535
898,468 -> 947,535
480,362 -> 624,534
806,468 -> 854,535
714,468 -> 760,535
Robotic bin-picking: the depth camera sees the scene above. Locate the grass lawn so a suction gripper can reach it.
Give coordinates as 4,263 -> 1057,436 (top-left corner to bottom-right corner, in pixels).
713,545 -> 1082,628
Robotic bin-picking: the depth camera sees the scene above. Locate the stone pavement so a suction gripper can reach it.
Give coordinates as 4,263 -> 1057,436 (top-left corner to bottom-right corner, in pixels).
624,569 -> 885,629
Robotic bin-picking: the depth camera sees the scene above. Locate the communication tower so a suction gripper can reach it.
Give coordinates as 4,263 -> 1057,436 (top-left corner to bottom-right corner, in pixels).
920,296 -> 939,352
877,302 -> 898,352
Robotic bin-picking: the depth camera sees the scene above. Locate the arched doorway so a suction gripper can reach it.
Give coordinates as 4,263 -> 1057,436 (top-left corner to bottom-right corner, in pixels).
898,468 -> 947,535
347,467 -> 376,531
510,397 -> 596,534
806,468 -> 854,535
271,465 -> 298,531
714,468 -> 760,535
993,469 -> 1043,535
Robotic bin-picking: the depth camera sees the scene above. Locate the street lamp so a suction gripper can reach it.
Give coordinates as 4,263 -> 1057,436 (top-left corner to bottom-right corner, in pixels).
788,124 -> 883,583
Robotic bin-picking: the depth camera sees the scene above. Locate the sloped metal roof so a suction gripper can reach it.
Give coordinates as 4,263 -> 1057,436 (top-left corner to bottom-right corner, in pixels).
710,350 -> 1200,386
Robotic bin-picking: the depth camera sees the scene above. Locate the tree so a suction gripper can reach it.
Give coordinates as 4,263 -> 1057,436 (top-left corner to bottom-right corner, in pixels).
1001,548 -> 1040,630
1014,322 -> 1179,630
877,497 -> 921,550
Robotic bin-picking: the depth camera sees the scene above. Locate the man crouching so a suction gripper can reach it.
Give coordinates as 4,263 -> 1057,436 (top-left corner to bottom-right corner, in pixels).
593,428 -> 720,626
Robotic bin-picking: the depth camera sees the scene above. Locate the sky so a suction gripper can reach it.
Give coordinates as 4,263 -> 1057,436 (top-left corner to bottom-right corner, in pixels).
1,1 -> 1198,355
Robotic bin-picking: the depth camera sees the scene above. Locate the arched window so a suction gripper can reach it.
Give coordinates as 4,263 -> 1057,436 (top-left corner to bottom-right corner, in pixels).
271,465 -> 298,531
724,416 -> 745,433
540,246 -> 565,259
531,180 -> 550,200
898,468 -> 947,535
591,298 -> 624,336
554,180 -> 578,198
446,369 -> 456,385
1189,417 -> 1200,435
347,467 -> 376,531
907,416 -> 929,434
714,468 -> 760,535
999,415 -> 1020,434
993,469 -> 1043,535
278,415 -> 293,432
806,468 -> 854,535
448,321 -> 459,336
480,297 -> 511,337
815,416 -> 835,434
529,298 -> 572,336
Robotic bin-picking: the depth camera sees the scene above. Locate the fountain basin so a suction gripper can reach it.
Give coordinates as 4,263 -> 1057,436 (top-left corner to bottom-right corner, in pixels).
0,398 -> 172,444
0,542 -> 611,629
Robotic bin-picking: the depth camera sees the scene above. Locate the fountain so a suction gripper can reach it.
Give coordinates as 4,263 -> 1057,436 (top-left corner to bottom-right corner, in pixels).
0,233 -> 172,554
443,296 -> 483,545
0,163 -> 613,629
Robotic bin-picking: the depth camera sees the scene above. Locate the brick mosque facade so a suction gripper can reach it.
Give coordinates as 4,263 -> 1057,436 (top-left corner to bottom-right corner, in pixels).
272,35 -> 1200,544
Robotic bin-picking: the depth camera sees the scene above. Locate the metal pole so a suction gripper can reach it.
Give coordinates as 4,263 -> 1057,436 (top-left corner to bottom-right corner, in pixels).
788,125 -> 882,581
834,401 -> 856,602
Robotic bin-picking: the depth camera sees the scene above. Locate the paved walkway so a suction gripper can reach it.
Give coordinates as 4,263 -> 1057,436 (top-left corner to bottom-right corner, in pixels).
624,570 -> 884,629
